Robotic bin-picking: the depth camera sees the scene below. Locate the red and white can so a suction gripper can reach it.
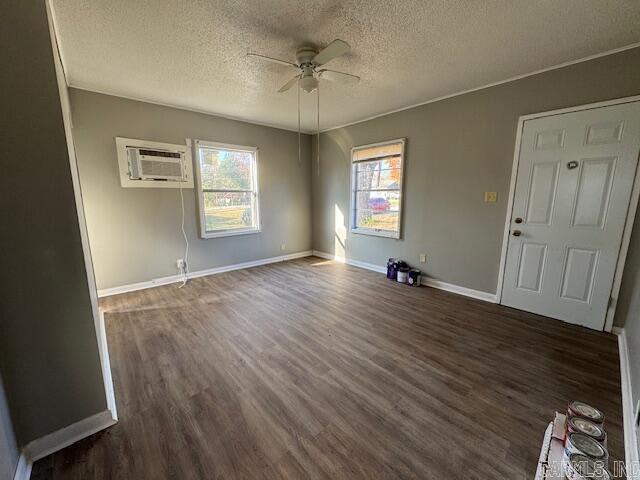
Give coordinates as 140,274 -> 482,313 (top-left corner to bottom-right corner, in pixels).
564,432 -> 608,463
566,415 -> 607,446
567,401 -> 605,424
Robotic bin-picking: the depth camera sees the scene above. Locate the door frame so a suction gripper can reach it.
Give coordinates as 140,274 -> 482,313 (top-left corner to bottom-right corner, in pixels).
496,95 -> 640,332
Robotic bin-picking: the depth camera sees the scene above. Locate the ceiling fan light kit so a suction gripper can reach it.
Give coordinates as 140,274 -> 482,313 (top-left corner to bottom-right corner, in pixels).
248,40 -> 358,94
299,75 -> 319,93
247,39 -> 360,170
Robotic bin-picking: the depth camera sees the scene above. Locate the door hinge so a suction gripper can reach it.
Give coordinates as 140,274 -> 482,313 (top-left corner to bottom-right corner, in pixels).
608,296 -> 614,308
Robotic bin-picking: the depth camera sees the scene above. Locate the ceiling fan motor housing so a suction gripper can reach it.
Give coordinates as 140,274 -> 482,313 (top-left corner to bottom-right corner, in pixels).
295,47 -> 318,66
296,48 -> 320,92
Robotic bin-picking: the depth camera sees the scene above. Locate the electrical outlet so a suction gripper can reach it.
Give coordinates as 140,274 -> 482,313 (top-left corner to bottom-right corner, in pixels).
176,259 -> 185,269
484,191 -> 498,203
280,243 -> 286,251
419,254 -> 427,263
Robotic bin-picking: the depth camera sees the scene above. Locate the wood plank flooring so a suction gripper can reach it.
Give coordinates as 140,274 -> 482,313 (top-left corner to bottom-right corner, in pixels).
31,257 -> 625,479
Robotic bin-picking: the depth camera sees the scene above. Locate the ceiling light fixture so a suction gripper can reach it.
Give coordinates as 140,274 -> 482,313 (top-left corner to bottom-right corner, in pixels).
247,40 -> 360,172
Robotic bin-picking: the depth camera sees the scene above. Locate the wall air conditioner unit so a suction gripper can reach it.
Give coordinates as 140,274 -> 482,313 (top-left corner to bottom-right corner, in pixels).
115,137 -> 194,188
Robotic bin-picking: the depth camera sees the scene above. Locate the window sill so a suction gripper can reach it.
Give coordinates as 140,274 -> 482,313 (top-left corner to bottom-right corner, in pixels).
201,228 -> 261,239
350,227 -> 400,239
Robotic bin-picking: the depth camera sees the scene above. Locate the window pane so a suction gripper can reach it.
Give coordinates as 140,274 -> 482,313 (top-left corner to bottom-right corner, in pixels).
199,148 -> 253,190
356,156 -> 402,172
355,190 -> 400,232
356,209 -> 399,232
203,192 -> 255,232
356,190 -> 400,212
356,167 -> 402,190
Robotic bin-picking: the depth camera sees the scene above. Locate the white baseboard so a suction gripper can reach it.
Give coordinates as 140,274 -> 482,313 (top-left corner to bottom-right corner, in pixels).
97,250 -> 313,297
312,250 -> 387,273
420,277 -> 498,303
98,310 -> 118,420
613,327 -> 640,479
13,410 -> 116,480
24,410 -> 116,463
13,453 -> 31,480
312,250 -> 498,303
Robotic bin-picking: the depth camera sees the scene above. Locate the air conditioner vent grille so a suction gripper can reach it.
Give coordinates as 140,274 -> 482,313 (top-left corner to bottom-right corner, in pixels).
140,159 -> 183,178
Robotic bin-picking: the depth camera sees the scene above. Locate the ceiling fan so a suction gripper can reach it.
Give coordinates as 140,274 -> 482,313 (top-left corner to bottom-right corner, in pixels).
247,39 -> 359,173
247,39 -> 360,94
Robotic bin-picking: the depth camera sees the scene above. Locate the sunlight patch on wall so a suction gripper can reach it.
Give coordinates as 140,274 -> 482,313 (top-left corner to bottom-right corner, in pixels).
335,203 -> 346,257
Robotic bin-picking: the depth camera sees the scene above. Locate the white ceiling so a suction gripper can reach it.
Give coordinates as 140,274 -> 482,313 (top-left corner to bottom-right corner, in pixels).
51,0 -> 640,133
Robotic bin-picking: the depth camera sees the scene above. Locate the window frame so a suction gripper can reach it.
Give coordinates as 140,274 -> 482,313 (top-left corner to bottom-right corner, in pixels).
194,139 -> 261,239
349,138 -> 406,239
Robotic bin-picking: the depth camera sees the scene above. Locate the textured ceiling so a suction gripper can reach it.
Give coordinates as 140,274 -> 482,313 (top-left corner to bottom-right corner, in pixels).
51,0 -> 640,133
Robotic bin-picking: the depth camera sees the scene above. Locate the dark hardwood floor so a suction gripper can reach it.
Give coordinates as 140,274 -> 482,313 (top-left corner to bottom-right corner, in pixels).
32,256 -> 624,479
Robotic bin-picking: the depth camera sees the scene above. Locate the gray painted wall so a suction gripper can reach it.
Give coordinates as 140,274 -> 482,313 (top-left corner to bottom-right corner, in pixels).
0,374 -> 17,480
616,213 -> 640,330
615,211 -> 640,432
69,89 -> 312,290
312,47 -> 640,296
0,0 -> 106,444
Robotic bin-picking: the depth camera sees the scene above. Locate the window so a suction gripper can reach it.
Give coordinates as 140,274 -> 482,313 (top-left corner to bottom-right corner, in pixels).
194,140 -> 260,238
350,139 -> 405,238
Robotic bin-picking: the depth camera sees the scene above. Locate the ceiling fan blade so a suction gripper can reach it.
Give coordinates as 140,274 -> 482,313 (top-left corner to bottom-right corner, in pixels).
318,69 -> 360,84
247,53 -> 297,68
278,75 -> 300,93
313,39 -> 350,65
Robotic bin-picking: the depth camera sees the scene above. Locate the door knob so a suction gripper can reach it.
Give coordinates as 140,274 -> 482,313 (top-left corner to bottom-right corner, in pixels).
512,230 -> 522,237
514,217 -> 523,224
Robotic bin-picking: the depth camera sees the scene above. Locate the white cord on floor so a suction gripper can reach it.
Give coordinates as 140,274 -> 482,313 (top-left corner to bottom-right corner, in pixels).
178,187 -> 189,288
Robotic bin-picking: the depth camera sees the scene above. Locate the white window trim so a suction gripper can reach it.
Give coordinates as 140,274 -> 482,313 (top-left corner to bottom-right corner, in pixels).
194,139 -> 261,239
349,138 -> 406,239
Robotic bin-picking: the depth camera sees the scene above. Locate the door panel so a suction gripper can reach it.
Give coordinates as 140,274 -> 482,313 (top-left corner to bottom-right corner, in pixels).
586,121 -> 624,145
525,162 -> 559,225
535,129 -> 566,150
516,243 -> 547,292
501,101 -> 640,330
559,248 -> 599,302
571,157 -> 615,228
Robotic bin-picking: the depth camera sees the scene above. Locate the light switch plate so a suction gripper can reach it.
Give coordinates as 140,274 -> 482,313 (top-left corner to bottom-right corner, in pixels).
484,191 -> 498,203
419,254 -> 427,263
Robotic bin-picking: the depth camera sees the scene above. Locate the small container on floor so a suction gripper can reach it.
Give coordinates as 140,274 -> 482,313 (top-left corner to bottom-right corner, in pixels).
408,269 -> 421,286
387,258 -> 398,280
397,267 -> 410,283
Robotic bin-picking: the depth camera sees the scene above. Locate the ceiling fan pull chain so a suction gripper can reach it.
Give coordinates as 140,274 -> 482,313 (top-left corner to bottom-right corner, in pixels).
297,77 -> 301,166
317,82 -> 320,176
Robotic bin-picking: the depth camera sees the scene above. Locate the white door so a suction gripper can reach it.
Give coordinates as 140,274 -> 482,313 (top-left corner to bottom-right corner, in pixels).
501,101 -> 640,330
